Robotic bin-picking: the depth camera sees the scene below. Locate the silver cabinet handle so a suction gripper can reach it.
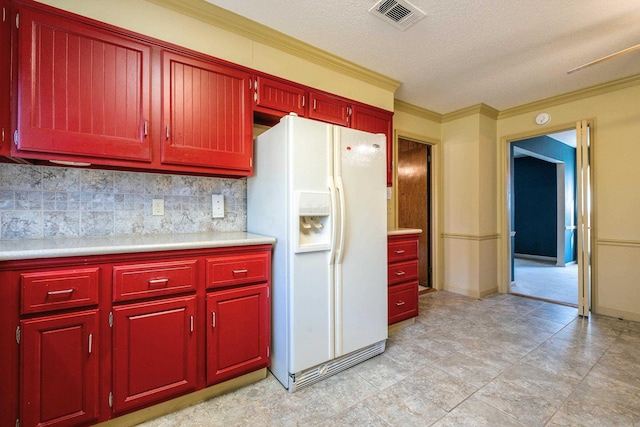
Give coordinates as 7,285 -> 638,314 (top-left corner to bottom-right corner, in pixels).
47,289 -> 74,296
165,125 -> 170,139
211,312 -> 216,328
396,301 -> 406,306
232,269 -> 248,275
395,271 -> 406,276
88,333 -> 93,354
190,315 -> 194,333
394,249 -> 405,254
148,278 -> 169,288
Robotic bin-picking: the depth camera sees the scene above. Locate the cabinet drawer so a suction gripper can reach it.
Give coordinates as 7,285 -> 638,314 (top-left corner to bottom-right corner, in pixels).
388,240 -> 418,263
206,252 -> 270,289
388,260 -> 418,286
388,281 -> 418,325
113,260 -> 198,302
21,268 -> 100,314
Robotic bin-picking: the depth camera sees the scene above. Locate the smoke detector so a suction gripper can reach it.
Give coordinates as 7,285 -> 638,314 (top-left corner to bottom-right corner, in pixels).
368,0 -> 426,31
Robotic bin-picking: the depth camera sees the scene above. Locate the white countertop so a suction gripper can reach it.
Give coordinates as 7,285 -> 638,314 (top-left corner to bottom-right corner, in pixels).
0,232 -> 276,262
387,228 -> 422,236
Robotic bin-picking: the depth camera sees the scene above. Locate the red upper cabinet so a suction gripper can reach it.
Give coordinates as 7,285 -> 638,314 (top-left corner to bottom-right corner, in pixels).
15,7 -> 152,161
308,91 -> 350,127
350,105 -> 393,186
162,51 -> 253,173
254,76 -> 306,117
0,1 -> 13,156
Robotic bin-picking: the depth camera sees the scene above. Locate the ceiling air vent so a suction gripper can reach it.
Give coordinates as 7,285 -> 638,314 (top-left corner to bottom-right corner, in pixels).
368,0 -> 426,31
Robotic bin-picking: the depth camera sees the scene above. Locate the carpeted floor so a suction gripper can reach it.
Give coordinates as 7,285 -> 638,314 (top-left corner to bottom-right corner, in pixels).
511,257 -> 578,306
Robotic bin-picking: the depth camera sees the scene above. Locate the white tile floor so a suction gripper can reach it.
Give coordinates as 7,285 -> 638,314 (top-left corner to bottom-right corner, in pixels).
140,291 -> 640,426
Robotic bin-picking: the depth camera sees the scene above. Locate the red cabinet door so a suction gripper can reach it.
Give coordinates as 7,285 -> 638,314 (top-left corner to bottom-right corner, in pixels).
0,1 -> 11,157
162,51 -> 253,172
112,295 -> 197,414
20,310 -> 99,427
206,283 -> 270,385
308,91 -> 350,126
255,76 -> 306,116
16,7 -> 152,161
350,105 -> 393,186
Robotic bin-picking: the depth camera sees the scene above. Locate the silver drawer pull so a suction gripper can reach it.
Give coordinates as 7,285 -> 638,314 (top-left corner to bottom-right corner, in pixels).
396,301 -> 406,306
47,289 -> 74,296
232,269 -> 248,275
395,271 -> 406,276
394,249 -> 405,254
148,278 -> 169,287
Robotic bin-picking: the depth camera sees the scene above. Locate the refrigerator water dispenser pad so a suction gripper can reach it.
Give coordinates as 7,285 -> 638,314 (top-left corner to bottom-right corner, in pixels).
295,191 -> 331,253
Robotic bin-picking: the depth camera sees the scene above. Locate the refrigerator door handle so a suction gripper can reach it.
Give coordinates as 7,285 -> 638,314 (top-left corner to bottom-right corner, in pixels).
328,177 -> 338,265
335,175 -> 346,265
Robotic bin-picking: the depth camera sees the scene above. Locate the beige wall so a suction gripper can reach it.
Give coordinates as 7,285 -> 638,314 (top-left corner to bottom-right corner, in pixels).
498,83 -> 640,322
440,111 -> 498,298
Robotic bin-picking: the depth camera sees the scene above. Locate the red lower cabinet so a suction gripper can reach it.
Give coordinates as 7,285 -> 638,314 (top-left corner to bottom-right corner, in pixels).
387,233 -> 420,325
112,295 -> 197,414
2,244 -> 272,426
20,310 -> 99,427
206,283 -> 270,385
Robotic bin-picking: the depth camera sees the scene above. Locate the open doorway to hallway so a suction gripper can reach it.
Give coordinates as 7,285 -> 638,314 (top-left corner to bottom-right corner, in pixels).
509,130 -> 578,306
397,137 -> 432,292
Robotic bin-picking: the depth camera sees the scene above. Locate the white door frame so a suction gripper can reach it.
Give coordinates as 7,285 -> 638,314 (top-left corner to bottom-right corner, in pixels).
499,121 -> 593,315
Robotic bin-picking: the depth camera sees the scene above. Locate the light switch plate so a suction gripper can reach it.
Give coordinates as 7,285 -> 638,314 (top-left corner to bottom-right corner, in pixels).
212,194 -> 224,218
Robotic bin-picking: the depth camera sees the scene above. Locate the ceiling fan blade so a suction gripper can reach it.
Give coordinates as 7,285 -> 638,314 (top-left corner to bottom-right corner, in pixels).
567,43 -> 640,74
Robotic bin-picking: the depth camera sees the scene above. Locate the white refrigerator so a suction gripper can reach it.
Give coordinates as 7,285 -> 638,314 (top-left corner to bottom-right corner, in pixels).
247,114 -> 388,391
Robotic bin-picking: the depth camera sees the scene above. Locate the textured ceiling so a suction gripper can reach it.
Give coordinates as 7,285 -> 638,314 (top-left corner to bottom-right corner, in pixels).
203,0 -> 640,114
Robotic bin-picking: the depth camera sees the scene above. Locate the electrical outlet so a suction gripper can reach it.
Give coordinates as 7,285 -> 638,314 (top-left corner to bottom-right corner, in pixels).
212,194 -> 224,218
152,199 -> 164,216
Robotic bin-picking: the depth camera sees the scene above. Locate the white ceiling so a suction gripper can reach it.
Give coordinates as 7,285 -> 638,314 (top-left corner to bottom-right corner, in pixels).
203,0 -> 640,114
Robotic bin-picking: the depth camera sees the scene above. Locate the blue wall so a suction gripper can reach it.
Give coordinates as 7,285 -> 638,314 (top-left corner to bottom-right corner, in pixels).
514,157 -> 557,256
511,135 -> 576,264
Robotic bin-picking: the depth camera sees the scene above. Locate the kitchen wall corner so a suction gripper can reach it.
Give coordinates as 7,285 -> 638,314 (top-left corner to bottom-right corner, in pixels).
0,163 -> 247,240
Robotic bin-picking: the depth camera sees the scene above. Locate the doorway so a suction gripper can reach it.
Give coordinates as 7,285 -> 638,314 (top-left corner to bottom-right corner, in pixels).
506,124 -> 591,314
509,131 -> 577,306
397,137 -> 432,290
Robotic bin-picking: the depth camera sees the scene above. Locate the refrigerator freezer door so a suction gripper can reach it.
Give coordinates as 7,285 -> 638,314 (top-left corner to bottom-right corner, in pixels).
286,117 -> 336,374
333,126 -> 388,356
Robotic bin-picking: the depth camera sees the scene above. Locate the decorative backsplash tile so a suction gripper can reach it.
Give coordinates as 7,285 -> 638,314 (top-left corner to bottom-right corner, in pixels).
0,164 -> 247,240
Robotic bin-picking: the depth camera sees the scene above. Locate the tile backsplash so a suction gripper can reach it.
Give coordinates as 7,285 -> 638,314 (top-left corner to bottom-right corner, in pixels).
0,164 -> 247,240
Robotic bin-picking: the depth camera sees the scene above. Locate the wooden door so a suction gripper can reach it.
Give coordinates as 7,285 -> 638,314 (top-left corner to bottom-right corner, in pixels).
162,51 -> 253,172
397,138 -> 431,287
206,283 -> 270,385
21,310 -> 99,427
17,7 -> 152,161
112,295 -> 197,414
